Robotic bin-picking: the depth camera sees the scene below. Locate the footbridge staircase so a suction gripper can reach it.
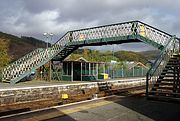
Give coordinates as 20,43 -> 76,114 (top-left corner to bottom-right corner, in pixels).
146,37 -> 180,101
1,21 -> 180,102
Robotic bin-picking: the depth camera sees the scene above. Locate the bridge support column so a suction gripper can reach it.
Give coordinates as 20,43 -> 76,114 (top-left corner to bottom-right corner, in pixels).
133,67 -> 134,77
71,62 -> 73,82
62,62 -> 64,76
81,62 -> 82,81
49,60 -> 52,81
179,39 -> 180,51
89,63 -> 91,75
96,64 -> 98,80
122,66 -> 124,77
103,63 -> 105,74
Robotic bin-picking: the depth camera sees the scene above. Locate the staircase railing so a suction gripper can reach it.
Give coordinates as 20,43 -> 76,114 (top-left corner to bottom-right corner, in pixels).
2,48 -> 44,81
2,33 -> 71,84
146,36 -> 180,97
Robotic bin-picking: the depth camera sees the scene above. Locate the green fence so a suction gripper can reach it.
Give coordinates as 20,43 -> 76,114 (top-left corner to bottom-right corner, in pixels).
35,62 -> 149,82
108,67 -> 148,78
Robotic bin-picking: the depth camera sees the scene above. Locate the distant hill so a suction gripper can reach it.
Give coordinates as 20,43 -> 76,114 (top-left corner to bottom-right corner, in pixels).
68,49 -> 160,64
0,32 -> 46,61
114,50 -> 147,63
139,50 -> 160,60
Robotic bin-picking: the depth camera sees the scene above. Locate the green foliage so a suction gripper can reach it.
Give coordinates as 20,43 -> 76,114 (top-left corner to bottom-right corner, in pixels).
21,36 -> 47,47
0,32 -> 23,44
114,50 -> 148,64
139,50 -> 160,60
0,31 -> 47,61
0,39 -> 11,80
0,39 -> 10,67
68,49 -> 157,64
69,49 -> 119,62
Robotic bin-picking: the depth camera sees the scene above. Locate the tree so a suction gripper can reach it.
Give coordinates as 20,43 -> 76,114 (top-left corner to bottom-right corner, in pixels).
83,49 -> 88,59
0,39 -> 10,79
114,51 -> 147,64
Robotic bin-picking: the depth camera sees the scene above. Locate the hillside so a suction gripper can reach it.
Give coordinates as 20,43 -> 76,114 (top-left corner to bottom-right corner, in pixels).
68,49 -> 160,64
139,50 -> 160,60
0,32 -> 46,61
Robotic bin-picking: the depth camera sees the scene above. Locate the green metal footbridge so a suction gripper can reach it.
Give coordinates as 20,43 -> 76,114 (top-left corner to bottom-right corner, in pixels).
1,21 -> 180,100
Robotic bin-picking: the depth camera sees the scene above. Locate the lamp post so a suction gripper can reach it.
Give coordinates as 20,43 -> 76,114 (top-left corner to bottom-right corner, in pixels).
43,32 -> 53,48
43,32 -> 49,48
49,33 -> 53,47
43,32 -> 53,81
49,33 -> 53,82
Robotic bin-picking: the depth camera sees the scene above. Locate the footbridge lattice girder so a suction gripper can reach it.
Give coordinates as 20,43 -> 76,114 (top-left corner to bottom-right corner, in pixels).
2,21 -> 179,84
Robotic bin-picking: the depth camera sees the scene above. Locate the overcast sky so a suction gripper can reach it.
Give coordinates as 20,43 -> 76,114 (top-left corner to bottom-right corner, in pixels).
0,0 -> 179,52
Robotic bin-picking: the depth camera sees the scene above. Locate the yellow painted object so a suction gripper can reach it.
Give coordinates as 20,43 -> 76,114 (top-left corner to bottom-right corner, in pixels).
62,94 -> 68,99
139,24 -> 146,37
104,73 -> 109,79
99,73 -> 109,79
79,34 -> 85,41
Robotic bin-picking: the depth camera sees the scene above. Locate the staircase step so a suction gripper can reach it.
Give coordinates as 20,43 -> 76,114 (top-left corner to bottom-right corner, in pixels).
168,62 -> 180,65
168,59 -> 180,62
2,80 -> 10,83
163,67 -> 177,71
173,54 -> 180,57
158,79 -> 175,82
166,65 -> 180,67
162,69 -> 180,72
154,82 -> 174,86
147,95 -> 180,102
149,90 -> 180,96
153,86 -> 174,90
167,62 -> 179,65
158,86 -> 174,90
170,56 -> 179,59
161,71 -> 180,75
162,68 -> 170,71
159,75 -> 178,79
169,59 -> 180,62
160,75 -> 179,78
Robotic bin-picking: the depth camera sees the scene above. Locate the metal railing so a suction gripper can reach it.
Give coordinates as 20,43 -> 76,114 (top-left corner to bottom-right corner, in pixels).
2,48 -> 44,81
146,36 -> 180,96
70,21 -> 172,47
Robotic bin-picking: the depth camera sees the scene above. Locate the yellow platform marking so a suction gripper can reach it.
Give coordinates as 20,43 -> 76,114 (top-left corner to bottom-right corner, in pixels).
20,100 -> 113,121
62,94 -> 69,99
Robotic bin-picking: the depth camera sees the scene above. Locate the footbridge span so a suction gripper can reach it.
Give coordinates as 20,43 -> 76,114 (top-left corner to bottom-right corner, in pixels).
1,21 -> 180,101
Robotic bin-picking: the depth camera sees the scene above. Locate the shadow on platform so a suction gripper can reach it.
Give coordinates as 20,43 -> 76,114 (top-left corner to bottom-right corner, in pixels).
111,94 -> 180,121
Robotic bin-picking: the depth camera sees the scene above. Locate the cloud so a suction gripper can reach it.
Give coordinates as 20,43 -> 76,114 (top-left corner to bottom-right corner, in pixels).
0,0 -> 179,51
86,42 -> 156,52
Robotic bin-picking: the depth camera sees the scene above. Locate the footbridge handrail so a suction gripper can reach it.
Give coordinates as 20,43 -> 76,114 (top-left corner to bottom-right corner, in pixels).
68,21 -> 173,47
2,48 -> 44,81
